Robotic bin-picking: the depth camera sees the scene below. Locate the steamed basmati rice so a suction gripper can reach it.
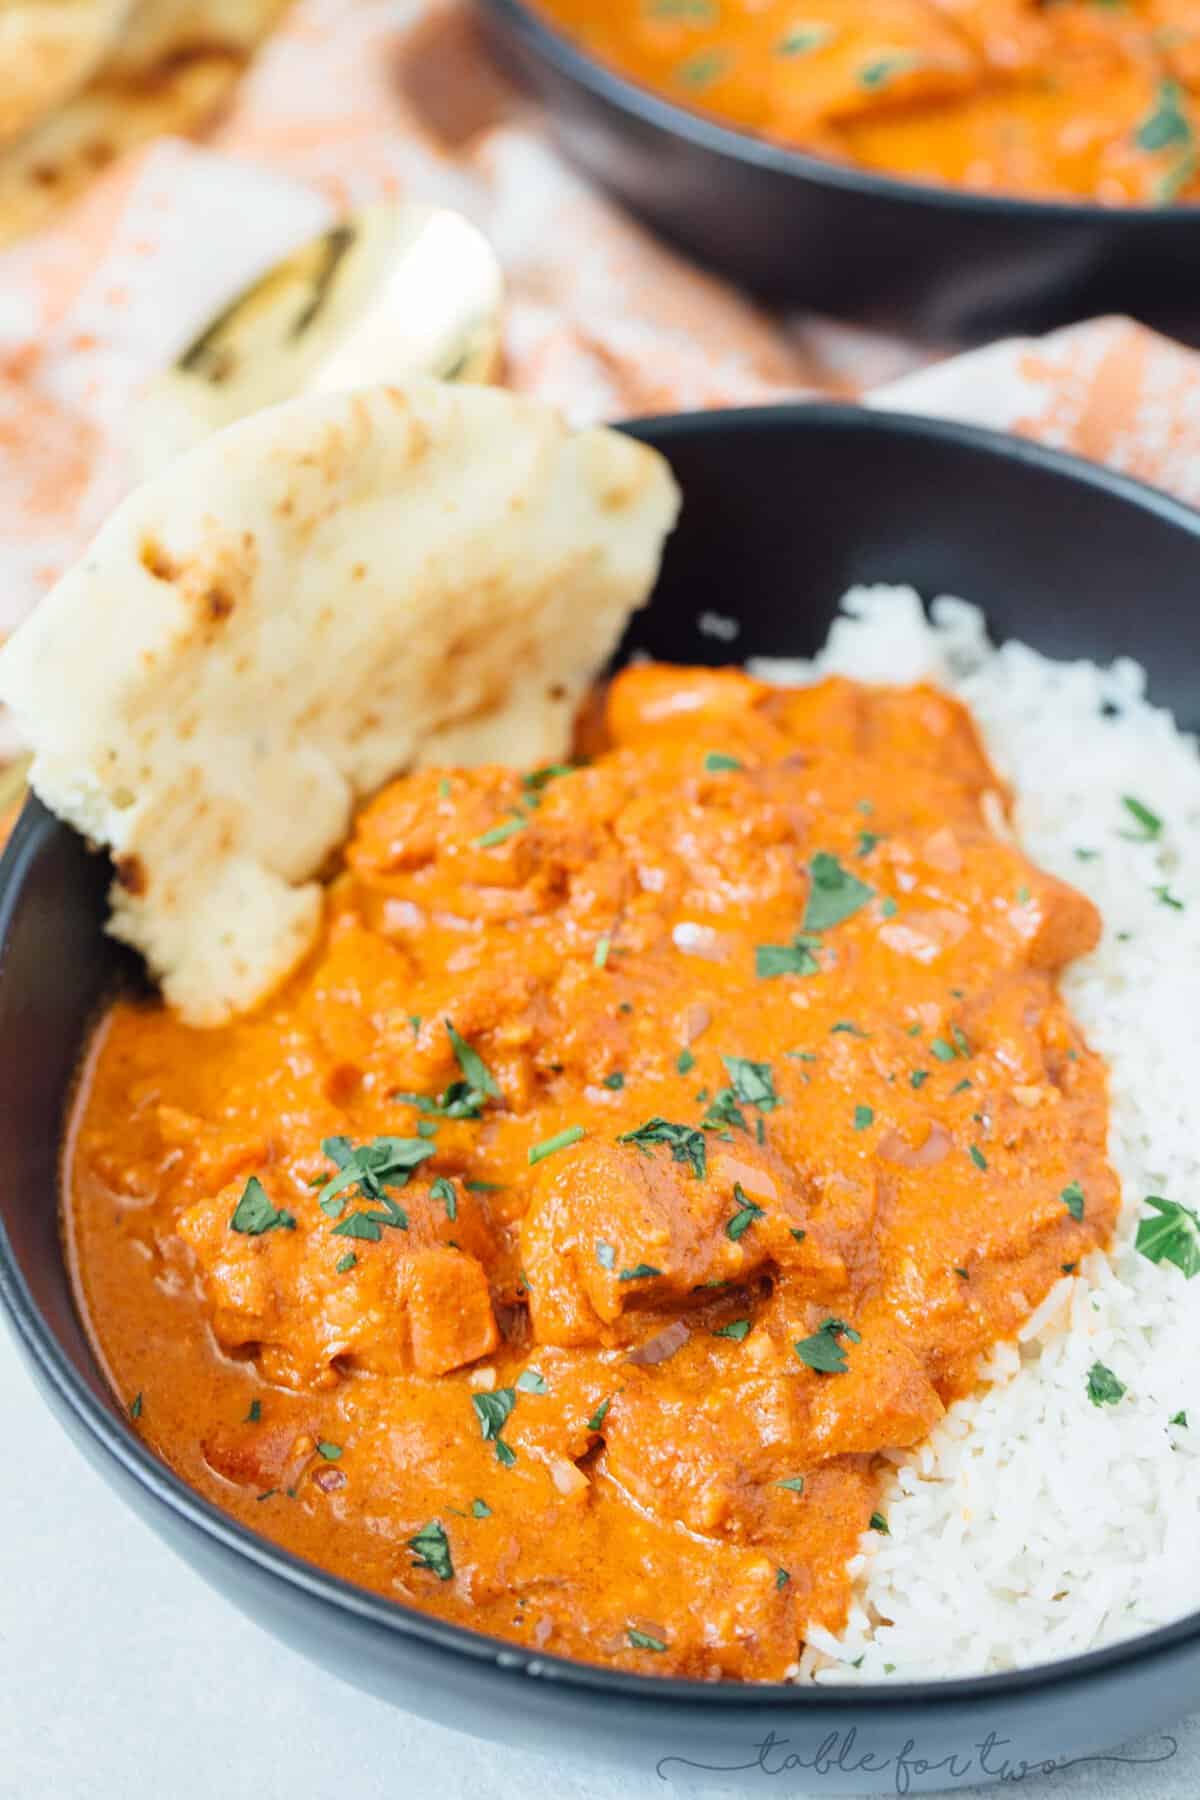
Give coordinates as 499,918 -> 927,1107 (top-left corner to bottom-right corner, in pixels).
754,587 -> 1200,1683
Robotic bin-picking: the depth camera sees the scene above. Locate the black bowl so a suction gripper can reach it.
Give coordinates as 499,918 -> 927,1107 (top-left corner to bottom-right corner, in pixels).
3,406 -> 1200,1791
476,0 -> 1200,344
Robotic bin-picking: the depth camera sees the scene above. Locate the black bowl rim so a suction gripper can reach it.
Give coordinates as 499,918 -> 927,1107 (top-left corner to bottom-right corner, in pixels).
479,0 -> 1200,225
4,401 -> 1200,1717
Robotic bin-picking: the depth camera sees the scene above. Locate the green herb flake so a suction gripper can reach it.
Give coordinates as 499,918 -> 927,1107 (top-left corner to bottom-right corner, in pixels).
1170,1411 -> 1189,1429
619,1117 -> 707,1179
778,23 -> 834,56
474,815 -> 528,849
594,934 -> 612,969
803,851 -> 875,932
1061,1182 -> 1085,1222
407,1520 -> 454,1581
704,751 -> 743,772
869,1512 -> 890,1535
722,1054 -> 780,1111
1135,79 -> 1193,154
859,53 -> 918,89
316,1440 -> 342,1462
713,1318 -> 752,1341
930,1038 -> 956,1063
129,1392 -> 143,1420
853,1104 -> 875,1132
587,1396 -> 613,1432
969,1145 -> 988,1171
794,1317 -> 858,1374
856,831 -> 882,857
1136,1195 -> 1200,1279
472,1389 -> 517,1466
445,1019 -> 501,1100
430,1176 -> 458,1221
245,1399 -> 262,1423
910,1069 -> 930,1089
516,1369 -> 547,1394
755,934 -> 822,979
603,1071 -> 626,1090
317,1134 -> 432,1217
676,48 -> 730,87
627,1626 -> 668,1652
1120,794 -> 1164,841
472,1497 -> 492,1518
1153,885 -> 1184,911
528,1125 -> 585,1165
331,1212 -> 382,1242
465,1179 -> 502,1193
775,1566 -> 791,1589
778,1475 -> 806,1493
1087,1361 -> 1127,1408
676,1048 -> 695,1075
230,1175 -> 296,1236
726,1182 -> 765,1241
618,1263 -> 662,1283
335,1252 -> 357,1273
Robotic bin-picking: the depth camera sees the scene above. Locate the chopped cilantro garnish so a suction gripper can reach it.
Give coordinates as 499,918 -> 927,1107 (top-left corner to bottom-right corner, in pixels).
713,1318 -> 752,1341
472,1497 -> 492,1518
594,934 -> 612,969
445,1020 -> 501,1100
528,1125 -> 585,1165
330,1212 -> 382,1242
1136,1196 -> 1200,1279
869,1512 -> 890,1534
676,1048 -> 695,1075
472,1389 -> 517,1464
726,1183 -> 765,1241
910,1069 -> 929,1089
474,815 -> 528,848
794,1318 -> 859,1374
465,1179 -> 502,1193
856,832 -> 881,857
755,934 -> 822,979
853,1105 -> 875,1131
230,1175 -> 296,1236
588,1396 -> 613,1432
317,1135 -> 431,1218
1170,1411 -> 1189,1429
803,852 -> 874,932
969,1145 -> 988,1171
407,1520 -> 454,1581
722,1055 -> 780,1111
778,23 -> 833,55
129,1392 -> 143,1420
516,1369 -> 547,1394
831,1021 -> 869,1038
776,1566 -> 791,1589
704,751 -> 743,772
604,1071 -> 626,1090
619,1263 -> 662,1282
1087,1362 -> 1127,1408
676,47 -> 729,87
1120,794 -> 1164,841
245,1399 -> 262,1423
335,1252 -> 357,1273
1153,885 -> 1184,911
1134,80 -> 1192,154
316,1441 -> 342,1461
430,1176 -> 458,1221
859,53 -> 918,88
930,1038 -> 956,1062
778,1475 -> 806,1492
1061,1182 -> 1085,1222
619,1117 -> 707,1179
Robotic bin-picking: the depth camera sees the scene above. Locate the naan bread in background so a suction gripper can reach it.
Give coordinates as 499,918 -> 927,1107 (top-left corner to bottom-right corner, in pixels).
0,0 -> 292,246
0,380 -> 681,1025
0,0 -> 133,146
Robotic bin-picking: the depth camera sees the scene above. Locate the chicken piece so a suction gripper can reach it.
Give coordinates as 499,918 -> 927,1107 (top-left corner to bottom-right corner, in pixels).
805,1333 -> 944,1459
520,1136 -> 838,1347
179,1177 -> 498,1387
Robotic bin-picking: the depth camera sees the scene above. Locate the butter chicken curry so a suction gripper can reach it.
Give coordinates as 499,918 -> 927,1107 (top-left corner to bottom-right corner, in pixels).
534,0 -> 1200,204
67,666 -> 1117,1680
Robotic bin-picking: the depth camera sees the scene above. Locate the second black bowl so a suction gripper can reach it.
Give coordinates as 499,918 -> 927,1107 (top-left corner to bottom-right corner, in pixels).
477,0 -> 1200,344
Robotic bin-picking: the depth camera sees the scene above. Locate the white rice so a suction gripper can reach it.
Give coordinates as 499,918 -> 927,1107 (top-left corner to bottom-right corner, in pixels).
753,587 -> 1200,1683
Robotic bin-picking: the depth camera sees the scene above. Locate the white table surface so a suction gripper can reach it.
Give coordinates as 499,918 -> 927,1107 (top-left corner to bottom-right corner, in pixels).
3,1328 -> 1197,1800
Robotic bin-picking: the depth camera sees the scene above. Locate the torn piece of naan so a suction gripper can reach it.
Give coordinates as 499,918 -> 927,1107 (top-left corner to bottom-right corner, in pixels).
0,0 -> 291,246
0,379 -> 680,1024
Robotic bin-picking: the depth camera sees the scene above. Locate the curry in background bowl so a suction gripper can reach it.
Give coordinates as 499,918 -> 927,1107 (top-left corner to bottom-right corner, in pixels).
532,0 -> 1199,204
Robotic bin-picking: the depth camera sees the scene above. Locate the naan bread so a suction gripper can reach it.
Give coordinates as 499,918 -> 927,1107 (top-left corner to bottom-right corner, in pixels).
0,1 -> 133,147
0,0 -> 291,246
0,380 -> 680,1024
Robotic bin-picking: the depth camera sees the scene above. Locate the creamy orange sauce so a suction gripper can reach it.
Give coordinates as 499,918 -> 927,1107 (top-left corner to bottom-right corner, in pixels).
66,667 -> 1117,1680
535,0 -> 1200,203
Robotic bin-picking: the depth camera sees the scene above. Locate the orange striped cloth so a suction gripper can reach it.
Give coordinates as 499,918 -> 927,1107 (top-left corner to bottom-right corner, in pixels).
0,0 -> 1198,669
